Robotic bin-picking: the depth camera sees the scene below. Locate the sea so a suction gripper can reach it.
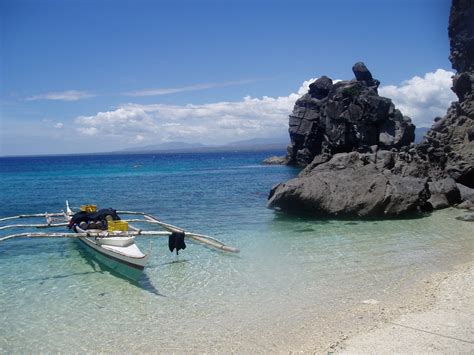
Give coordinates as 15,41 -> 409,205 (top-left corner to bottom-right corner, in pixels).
0,151 -> 472,352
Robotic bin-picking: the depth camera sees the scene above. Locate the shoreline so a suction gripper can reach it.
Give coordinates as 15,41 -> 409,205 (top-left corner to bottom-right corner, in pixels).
331,261 -> 474,353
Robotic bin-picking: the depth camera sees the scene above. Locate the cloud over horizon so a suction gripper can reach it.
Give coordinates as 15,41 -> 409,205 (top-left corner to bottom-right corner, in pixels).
379,69 -> 456,127
74,69 -> 455,146
75,79 -> 315,144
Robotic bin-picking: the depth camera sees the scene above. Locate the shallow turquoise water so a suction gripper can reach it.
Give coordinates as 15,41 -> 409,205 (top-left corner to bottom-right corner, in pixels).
0,152 -> 472,352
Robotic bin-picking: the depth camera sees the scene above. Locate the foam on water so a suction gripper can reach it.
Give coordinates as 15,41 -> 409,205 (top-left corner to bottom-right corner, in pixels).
0,152 -> 472,352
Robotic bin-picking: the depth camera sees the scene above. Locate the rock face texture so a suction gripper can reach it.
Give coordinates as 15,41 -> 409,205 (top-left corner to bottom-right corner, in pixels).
287,62 -> 415,167
267,0 -> 473,218
449,0 -> 474,99
414,0 -> 474,188
268,152 -> 431,217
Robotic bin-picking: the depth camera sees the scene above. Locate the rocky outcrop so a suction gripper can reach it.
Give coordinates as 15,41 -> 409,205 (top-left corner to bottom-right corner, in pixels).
262,155 -> 289,165
415,100 -> 474,187
406,0 -> 474,188
267,0 -> 473,218
287,62 -> 415,167
268,152 -> 430,218
449,0 -> 474,100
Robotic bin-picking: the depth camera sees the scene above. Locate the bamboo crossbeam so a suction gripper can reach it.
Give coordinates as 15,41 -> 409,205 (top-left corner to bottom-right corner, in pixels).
0,230 -> 170,242
142,214 -> 240,253
143,215 -> 183,232
0,223 -> 68,231
186,233 -> 240,253
0,232 -> 93,242
0,212 -> 64,222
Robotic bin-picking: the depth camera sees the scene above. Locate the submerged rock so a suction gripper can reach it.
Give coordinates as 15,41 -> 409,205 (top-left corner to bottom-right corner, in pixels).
455,212 -> 474,221
456,200 -> 474,209
262,156 -> 289,165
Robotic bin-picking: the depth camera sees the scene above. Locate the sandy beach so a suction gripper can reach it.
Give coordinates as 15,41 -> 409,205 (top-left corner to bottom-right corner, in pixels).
334,262 -> 474,353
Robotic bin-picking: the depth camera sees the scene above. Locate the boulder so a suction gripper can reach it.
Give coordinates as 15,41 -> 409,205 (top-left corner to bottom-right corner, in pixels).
457,183 -> 474,202
268,153 -> 430,218
427,178 -> 461,209
456,200 -> 474,209
262,156 -> 289,165
455,212 -> 474,221
352,62 -> 379,88
309,76 -> 333,99
452,72 -> 474,101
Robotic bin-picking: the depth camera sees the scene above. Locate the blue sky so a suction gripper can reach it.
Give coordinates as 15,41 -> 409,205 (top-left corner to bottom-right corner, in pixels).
1,0 -> 455,155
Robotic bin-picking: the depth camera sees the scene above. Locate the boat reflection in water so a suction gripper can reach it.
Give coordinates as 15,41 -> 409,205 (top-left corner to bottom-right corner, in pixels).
75,239 -> 162,296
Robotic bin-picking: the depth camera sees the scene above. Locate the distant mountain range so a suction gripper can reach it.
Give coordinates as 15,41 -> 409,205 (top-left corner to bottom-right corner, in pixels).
118,128 -> 430,154
415,127 -> 430,143
119,136 -> 290,154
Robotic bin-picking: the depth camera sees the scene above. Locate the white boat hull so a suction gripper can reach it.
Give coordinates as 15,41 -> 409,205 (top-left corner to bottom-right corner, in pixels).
96,236 -> 135,247
78,236 -> 149,270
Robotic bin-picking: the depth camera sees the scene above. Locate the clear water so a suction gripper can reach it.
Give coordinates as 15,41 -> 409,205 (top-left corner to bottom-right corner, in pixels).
0,152 -> 472,352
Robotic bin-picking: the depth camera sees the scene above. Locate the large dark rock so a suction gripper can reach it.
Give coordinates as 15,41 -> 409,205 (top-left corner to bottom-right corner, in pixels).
268,152 -> 430,217
427,178 -> 461,209
262,155 -> 289,165
457,183 -> 474,202
448,0 -> 474,74
352,62 -> 380,88
308,76 -> 333,99
449,0 -> 474,102
266,0 -> 473,218
287,62 -> 414,167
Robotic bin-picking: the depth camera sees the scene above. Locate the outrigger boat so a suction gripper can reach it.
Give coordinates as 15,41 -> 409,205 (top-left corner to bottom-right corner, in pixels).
0,201 -> 238,275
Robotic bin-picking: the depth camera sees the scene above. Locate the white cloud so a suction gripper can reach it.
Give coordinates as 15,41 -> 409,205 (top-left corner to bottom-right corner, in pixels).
125,79 -> 263,97
73,69 -> 455,146
379,69 -> 456,127
26,90 -> 94,101
54,122 -> 64,129
75,79 -> 315,144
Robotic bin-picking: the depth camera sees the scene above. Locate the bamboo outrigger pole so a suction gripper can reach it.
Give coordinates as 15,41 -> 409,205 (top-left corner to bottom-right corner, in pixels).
117,211 -> 240,253
0,230 -> 172,243
0,213 -> 65,222
0,223 -> 68,230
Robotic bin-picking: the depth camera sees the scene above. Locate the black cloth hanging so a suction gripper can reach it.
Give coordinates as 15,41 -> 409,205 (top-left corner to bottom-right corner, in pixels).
168,231 -> 186,255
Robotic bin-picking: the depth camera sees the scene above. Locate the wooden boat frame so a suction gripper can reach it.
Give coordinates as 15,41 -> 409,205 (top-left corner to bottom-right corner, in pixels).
0,201 -> 239,274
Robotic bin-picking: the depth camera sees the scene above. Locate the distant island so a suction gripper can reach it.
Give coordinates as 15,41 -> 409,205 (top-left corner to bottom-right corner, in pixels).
116,136 -> 290,154
116,129 -> 429,155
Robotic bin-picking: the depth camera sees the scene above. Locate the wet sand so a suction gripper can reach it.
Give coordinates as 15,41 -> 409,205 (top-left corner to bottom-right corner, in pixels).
334,262 -> 473,354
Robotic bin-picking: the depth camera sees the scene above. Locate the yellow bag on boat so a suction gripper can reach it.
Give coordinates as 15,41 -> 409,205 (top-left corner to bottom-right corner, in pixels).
80,204 -> 97,213
108,220 -> 128,232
